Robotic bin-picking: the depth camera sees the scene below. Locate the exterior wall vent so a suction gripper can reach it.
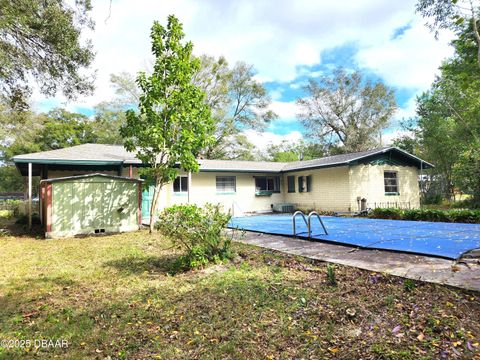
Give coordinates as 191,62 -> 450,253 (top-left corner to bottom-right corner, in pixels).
272,203 -> 295,213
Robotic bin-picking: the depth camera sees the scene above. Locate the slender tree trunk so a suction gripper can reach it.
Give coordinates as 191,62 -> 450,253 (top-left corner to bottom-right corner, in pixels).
469,1 -> 480,66
149,179 -> 163,234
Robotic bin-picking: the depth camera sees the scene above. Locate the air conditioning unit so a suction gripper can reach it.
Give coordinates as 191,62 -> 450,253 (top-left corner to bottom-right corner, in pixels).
272,203 -> 295,213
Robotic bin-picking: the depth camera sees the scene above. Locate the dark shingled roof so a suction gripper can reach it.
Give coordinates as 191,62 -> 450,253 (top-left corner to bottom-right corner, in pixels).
12,144 -> 433,172
13,144 -> 141,165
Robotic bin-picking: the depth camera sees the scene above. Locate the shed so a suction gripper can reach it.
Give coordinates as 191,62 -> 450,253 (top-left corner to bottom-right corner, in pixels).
40,174 -> 143,238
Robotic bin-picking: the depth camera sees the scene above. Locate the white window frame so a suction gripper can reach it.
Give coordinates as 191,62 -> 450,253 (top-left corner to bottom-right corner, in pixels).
173,175 -> 188,193
216,176 -> 236,193
384,171 -> 399,194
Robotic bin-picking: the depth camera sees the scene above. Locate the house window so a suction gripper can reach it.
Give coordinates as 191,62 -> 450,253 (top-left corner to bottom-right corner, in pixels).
287,176 -> 295,193
384,171 -> 399,194
216,176 -> 236,193
298,175 -> 312,193
255,176 -> 280,192
173,176 -> 188,193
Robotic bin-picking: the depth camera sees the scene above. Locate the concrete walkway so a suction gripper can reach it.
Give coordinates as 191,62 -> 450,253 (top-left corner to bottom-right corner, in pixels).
235,231 -> 480,292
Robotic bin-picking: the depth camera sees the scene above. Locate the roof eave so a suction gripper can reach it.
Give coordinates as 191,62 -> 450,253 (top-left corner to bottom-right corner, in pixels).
13,159 -> 124,166
199,168 -> 282,173
40,173 -> 144,183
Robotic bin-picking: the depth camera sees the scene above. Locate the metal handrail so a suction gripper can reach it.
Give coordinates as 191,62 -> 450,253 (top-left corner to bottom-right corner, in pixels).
292,210 -> 308,237
308,211 -> 328,236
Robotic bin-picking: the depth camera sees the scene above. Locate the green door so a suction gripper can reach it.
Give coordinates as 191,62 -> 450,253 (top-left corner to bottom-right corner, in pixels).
142,186 -> 154,223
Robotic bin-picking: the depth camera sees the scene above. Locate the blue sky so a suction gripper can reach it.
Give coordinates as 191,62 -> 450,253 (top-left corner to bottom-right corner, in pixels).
32,0 -> 453,151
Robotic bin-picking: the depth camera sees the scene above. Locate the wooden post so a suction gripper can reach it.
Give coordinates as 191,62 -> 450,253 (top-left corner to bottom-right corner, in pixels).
28,162 -> 32,230
129,165 -> 133,178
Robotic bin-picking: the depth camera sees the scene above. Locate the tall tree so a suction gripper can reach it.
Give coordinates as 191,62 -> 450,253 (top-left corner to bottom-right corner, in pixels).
265,140 -> 324,162
0,0 -> 95,109
193,55 -> 276,159
2,108 -> 97,160
297,68 -> 397,153
120,16 -> 213,233
108,56 -> 275,160
416,0 -> 480,66
90,73 -> 143,145
412,22 -> 480,202
453,141 -> 480,203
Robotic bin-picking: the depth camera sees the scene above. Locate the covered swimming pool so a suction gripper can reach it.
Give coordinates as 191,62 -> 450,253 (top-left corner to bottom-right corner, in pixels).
228,215 -> 480,260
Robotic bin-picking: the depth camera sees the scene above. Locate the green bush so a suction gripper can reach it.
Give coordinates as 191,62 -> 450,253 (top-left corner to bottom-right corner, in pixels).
15,213 -> 41,225
451,199 -> 480,209
369,208 -> 402,220
369,208 -> 480,223
0,199 -> 22,217
155,203 -> 233,271
0,210 -> 14,218
421,194 -> 443,205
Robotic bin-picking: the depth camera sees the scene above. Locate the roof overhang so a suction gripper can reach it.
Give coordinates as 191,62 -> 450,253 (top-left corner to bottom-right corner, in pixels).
12,145 -> 434,177
40,173 -> 144,184
14,159 -> 124,166
347,147 -> 434,169
198,169 -> 282,174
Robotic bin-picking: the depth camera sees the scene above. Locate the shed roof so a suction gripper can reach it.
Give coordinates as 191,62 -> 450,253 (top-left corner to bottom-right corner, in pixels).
40,173 -> 144,184
13,144 -> 141,165
13,143 -> 433,174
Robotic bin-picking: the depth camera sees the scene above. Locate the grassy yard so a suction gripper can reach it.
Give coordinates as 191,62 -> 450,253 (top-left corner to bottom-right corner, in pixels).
0,231 -> 479,359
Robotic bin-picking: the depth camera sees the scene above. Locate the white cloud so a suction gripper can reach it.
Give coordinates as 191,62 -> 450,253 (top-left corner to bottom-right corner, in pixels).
387,96 -> 418,130
382,129 -> 414,145
269,101 -> 299,121
31,0 -> 453,127
356,20 -> 454,89
269,88 -> 284,101
242,129 -> 303,153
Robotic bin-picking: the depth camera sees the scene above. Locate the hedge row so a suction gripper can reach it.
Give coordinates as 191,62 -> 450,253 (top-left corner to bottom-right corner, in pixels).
368,208 -> 480,223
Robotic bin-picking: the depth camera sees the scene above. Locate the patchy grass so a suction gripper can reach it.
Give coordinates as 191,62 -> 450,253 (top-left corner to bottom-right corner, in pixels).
0,231 -> 479,359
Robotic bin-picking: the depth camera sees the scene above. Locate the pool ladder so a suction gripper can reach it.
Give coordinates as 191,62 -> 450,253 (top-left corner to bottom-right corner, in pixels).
292,210 -> 328,238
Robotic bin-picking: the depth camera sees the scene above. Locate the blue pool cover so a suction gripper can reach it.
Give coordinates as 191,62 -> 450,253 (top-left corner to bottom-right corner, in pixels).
228,215 -> 480,260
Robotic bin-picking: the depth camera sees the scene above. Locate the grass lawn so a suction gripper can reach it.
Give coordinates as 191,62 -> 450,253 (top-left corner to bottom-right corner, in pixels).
0,230 -> 479,359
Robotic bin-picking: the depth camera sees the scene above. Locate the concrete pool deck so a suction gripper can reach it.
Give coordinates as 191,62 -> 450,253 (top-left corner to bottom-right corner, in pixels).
234,231 -> 480,292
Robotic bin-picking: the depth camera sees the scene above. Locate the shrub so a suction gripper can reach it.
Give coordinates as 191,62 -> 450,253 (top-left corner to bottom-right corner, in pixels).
326,263 -> 337,286
0,200 -> 22,217
0,210 -> 14,219
451,199 -> 480,209
156,203 -> 233,271
15,213 -> 41,225
421,194 -> 443,205
369,208 -> 402,220
369,207 -> 480,223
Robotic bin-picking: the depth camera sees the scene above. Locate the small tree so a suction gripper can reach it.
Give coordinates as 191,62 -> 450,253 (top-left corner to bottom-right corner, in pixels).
120,15 -> 214,233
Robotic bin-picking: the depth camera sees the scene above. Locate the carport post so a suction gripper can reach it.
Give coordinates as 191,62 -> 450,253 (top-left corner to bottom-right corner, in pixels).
187,172 -> 192,203
28,162 -> 32,230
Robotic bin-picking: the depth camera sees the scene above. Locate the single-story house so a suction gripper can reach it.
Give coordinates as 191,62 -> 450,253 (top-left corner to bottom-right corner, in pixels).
13,144 -> 433,236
